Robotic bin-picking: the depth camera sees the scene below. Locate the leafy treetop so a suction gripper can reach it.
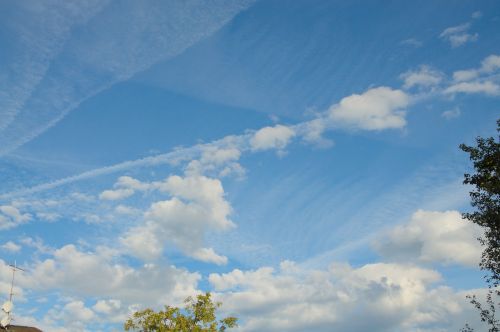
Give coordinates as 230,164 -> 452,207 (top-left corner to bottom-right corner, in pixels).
460,119 -> 500,332
460,119 -> 500,287
124,292 -> 237,332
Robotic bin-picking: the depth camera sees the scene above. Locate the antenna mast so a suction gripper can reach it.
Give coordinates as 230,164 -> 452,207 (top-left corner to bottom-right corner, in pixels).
1,261 -> 24,328
8,261 -> 23,302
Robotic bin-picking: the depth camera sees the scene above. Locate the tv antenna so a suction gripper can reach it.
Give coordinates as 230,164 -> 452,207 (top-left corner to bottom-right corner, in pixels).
1,261 -> 24,329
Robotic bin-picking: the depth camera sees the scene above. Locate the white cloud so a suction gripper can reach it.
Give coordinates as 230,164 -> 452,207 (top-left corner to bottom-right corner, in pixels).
452,55 -> 500,83
440,23 -> 478,47
453,69 -> 479,82
99,188 -> 134,200
329,87 -> 410,130
70,192 -> 95,202
1,241 -> 21,253
24,296 -> 129,331
441,23 -> 470,36
472,11 -> 482,19
92,298 -> 129,324
400,65 -> 443,89
210,261 -> 479,332
185,143 -> 245,178
0,260 -> 25,301
36,211 -> 61,222
218,162 -> 246,178
0,1 -> 108,135
297,118 -> 333,148
0,1 -> 256,157
115,176 -> 151,191
446,54 -> 500,97
201,146 -> 241,165
122,175 -> 233,264
441,108 -> 461,120
22,244 -> 200,307
440,23 -> 470,37
192,247 -> 228,265
60,300 -> 96,323
15,313 -> 69,332
93,299 -> 121,315
121,224 -> 163,260
444,81 -> 500,96
480,54 -> 500,73
400,38 -> 423,48
99,175 -> 152,201
1,240 -> 202,330
80,213 -> 102,224
250,125 -> 296,152
447,33 -> 478,48
20,237 -> 53,255
374,210 -> 483,266
114,204 -> 141,216
0,205 -> 32,229
0,84 -> 418,202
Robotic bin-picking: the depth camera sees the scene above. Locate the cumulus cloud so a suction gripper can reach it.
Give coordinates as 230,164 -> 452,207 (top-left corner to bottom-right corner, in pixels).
452,55 -> 500,83
446,54 -> 500,96
56,300 -> 96,325
18,296 -> 127,332
20,237 -> 53,255
192,247 -> 228,266
22,244 -> 200,307
1,241 -> 21,253
93,298 -> 122,317
1,83 -> 421,202
0,204 -> 32,229
0,260 -> 25,300
91,298 -> 129,325
481,54 -> 500,73
210,261 -> 478,332
99,175 -> 152,200
374,210 -> 483,266
453,69 -> 479,82
400,65 -> 443,89
250,125 -> 296,152
296,118 -> 333,148
122,175 -> 234,264
0,241 -> 203,331
97,177 -> 146,202
114,204 -> 141,216
444,81 -> 500,96
439,23 -> 478,47
329,87 -> 410,130
99,188 -> 134,200
200,146 -> 241,165
115,176 -> 151,191
185,143 -> 245,178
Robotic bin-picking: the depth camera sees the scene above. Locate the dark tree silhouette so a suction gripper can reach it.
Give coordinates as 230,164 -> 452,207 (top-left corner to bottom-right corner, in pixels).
460,119 -> 500,332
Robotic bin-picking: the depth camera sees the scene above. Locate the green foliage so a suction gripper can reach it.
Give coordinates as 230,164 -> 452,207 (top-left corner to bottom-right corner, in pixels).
460,119 -> 500,286
460,119 -> 500,332
124,292 -> 237,332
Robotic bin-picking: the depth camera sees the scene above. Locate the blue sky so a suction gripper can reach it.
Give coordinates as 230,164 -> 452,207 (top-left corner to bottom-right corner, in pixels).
0,1 -> 499,331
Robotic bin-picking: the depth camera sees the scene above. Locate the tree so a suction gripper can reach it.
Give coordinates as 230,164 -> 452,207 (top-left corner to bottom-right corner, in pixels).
460,119 -> 500,332
124,292 -> 237,332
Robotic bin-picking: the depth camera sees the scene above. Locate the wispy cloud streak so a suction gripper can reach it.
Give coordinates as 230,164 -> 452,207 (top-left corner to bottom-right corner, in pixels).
0,0 -> 255,157
0,1 -> 110,133
0,84 -> 414,202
